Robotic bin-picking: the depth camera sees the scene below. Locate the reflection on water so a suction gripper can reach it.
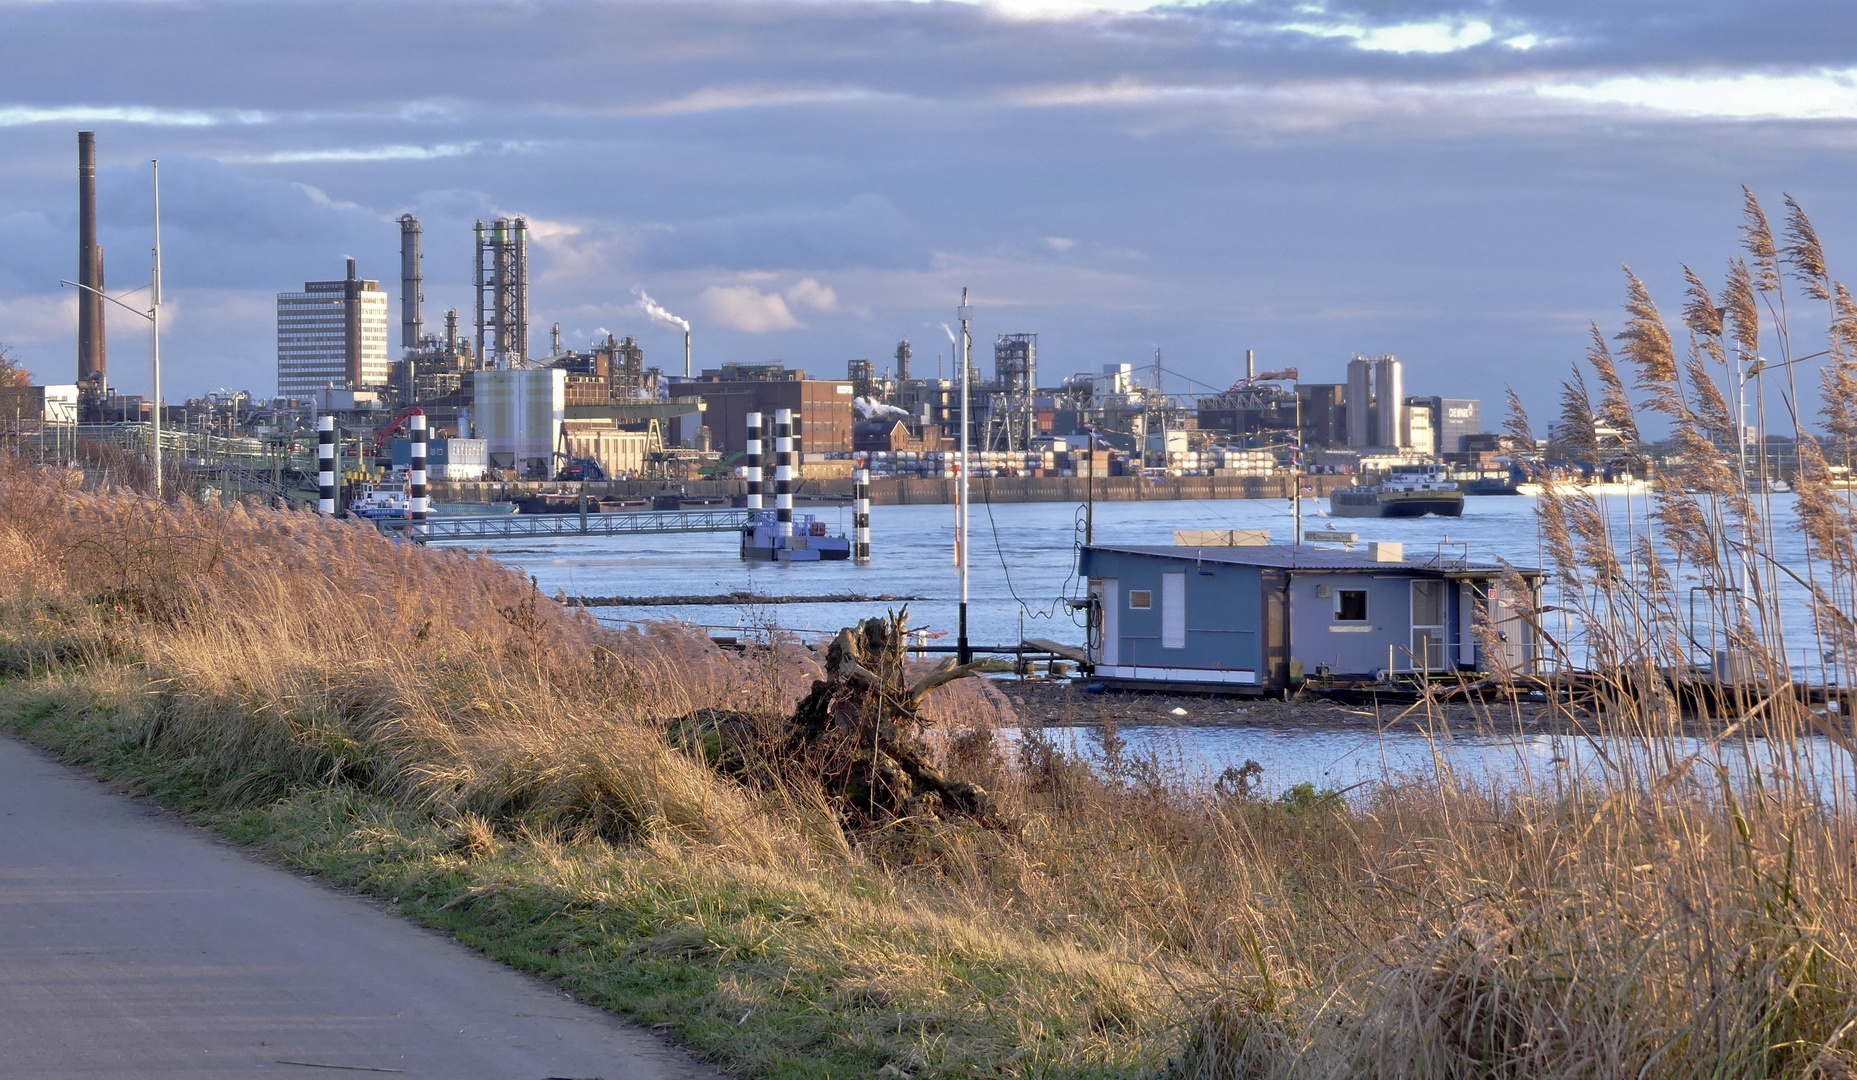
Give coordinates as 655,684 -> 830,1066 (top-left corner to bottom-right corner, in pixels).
1021,724 -> 1854,802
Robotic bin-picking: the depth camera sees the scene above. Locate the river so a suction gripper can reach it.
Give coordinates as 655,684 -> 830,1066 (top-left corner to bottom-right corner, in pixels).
469,491 -> 1849,795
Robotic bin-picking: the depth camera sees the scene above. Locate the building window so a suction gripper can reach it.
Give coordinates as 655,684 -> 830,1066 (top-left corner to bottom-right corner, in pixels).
1336,590 -> 1368,622
1129,590 -> 1152,610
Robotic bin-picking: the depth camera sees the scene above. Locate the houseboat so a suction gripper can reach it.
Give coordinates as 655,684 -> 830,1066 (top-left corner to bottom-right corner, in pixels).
1078,540 -> 1542,692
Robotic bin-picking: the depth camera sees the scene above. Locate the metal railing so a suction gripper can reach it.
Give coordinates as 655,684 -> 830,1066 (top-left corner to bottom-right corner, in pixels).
375,507 -> 753,543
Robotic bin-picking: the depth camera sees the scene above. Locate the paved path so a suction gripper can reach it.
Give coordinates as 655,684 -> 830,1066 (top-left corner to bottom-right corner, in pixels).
0,735 -> 724,1079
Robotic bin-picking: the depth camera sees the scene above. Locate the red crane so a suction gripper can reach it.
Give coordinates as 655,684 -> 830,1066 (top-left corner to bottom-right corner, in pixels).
370,407 -> 426,463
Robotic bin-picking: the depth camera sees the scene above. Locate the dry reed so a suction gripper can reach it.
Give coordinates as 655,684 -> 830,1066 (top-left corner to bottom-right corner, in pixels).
2,194 -> 1856,1079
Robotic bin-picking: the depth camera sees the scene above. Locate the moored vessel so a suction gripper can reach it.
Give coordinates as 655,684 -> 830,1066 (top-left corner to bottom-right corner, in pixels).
740,510 -> 851,561
348,479 -> 410,519
1329,464 -> 1465,518
1514,466 -> 1652,498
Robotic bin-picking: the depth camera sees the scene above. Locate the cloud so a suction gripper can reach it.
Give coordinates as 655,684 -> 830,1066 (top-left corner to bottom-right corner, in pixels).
624,85 -> 890,116
703,285 -> 802,332
1276,17 -> 1501,55
219,143 -> 484,165
786,278 -> 838,312
0,104 -> 266,127
0,293 -> 79,347
959,0 -> 1195,15
7,0 -> 1857,420
1536,69 -> 1857,120
638,195 -> 918,273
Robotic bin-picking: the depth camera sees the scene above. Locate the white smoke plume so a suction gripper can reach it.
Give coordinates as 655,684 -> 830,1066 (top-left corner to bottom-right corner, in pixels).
941,322 -> 957,344
854,396 -> 911,421
632,287 -> 690,332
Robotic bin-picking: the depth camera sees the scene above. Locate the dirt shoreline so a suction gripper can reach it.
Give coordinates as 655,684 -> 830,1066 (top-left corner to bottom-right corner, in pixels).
571,592 -> 925,607
993,679 -> 1574,734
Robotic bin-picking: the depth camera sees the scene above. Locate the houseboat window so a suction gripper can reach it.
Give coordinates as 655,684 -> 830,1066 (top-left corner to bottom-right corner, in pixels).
1336,590 -> 1368,622
1129,590 -> 1152,610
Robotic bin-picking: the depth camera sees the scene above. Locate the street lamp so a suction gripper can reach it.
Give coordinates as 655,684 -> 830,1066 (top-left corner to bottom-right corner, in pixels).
61,159 -> 162,498
957,288 -> 971,665
1743,349 -> 1830,381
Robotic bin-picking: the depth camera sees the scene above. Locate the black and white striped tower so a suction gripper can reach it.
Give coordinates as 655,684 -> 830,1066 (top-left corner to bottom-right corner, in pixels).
408,413 -> 428,523
853,456 -> 871,563
317,415 -> 337,515
745,411 -> 763,511
774,407 -> 794,536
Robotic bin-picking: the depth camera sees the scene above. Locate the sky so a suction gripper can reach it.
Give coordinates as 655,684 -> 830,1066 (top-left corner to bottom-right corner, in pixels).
3,0 -> 1856,428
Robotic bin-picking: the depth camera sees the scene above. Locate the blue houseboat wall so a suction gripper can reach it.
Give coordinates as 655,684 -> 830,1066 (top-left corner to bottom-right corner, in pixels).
1078,544 -> 1539,691
1082,551 -> 1270,686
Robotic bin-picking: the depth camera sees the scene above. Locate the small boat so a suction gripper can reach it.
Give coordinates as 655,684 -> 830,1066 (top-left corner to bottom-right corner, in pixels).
1329,464 -> 1465,518
1515,467 -> 1652,498
741,511 -> 851,562
349,479 -> 410,519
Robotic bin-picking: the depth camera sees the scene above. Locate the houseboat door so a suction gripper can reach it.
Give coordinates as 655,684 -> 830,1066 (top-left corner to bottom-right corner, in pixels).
1410,579 -> 1447,671
1487,580 -> 1533,670
1090,578 -> 1119,667
1457,581 -> 1478,667
1261,569 -> 1289,688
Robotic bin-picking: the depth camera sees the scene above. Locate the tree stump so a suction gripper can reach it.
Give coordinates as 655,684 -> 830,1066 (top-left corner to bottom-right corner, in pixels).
671,608 -> 993,824
787,609 -> 993,821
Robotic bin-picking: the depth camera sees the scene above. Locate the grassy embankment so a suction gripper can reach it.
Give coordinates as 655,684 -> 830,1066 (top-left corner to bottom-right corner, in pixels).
6,191 -> 1857,1077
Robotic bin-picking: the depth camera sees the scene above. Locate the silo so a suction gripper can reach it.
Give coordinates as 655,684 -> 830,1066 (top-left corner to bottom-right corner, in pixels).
1373,355 -> 1404,449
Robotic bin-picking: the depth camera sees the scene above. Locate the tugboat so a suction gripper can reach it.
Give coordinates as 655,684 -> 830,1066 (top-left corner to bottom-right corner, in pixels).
740,510 -> 851,561
1329,464 -> 1465,518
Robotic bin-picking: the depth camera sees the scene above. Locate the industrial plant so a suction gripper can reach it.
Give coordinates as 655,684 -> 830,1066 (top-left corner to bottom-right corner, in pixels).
5,127 -> 1567,516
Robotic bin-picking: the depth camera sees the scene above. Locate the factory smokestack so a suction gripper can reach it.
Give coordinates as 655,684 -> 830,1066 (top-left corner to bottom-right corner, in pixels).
399,214 -> 423,354
77,131 -> 107,398
343,257 -> 363,387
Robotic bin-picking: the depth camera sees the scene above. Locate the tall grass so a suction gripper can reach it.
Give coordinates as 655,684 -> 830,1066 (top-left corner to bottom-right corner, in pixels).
2,194 -> 1855,1078
1171,190 -> 1857,1078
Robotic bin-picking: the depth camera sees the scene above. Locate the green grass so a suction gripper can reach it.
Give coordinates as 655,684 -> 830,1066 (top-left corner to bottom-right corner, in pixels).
0,680 -> 1177,1080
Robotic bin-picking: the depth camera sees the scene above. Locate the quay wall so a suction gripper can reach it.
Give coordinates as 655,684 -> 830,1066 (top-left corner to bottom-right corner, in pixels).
431,473 -> 1354,506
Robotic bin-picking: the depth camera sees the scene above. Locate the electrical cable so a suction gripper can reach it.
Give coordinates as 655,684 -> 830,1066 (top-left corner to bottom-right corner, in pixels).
980,479 -> 1075,625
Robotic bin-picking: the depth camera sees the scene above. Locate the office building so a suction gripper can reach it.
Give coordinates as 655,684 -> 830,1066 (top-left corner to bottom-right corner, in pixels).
277,260 -> 390,396
1433,397 -> 1482,456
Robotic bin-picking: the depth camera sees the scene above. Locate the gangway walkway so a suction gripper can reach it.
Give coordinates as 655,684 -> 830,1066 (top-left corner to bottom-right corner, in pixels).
375,507 -> 752,544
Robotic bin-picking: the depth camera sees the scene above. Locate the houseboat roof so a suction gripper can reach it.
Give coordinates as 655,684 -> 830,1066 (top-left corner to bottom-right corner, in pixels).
1083,543 -> 1540,578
